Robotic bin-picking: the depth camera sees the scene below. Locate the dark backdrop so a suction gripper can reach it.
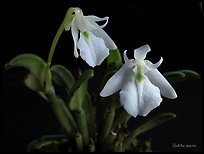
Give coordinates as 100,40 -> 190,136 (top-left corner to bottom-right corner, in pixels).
1,0 -> 202,152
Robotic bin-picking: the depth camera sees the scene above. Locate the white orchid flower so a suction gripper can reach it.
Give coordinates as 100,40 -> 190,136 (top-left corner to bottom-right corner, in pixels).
65,7 -> 117,67
100,45 -> 177,117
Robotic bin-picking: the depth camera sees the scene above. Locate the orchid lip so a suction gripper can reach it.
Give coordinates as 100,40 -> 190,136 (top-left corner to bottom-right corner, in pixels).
100,45 -> 177,117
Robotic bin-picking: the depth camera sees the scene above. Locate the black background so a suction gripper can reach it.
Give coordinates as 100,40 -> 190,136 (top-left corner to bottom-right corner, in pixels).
1,0 -> 202,152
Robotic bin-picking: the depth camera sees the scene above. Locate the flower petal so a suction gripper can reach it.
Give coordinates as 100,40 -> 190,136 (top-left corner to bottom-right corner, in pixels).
119,78 -> 139,117
71,18 -> 79,58
119,75 -> 162,117
123,50 -> 135,68
134,44 -> 151,60
85,16 -> 109,28
74,12 -> 97,32
77,31 -> 109,67
100,64 -> 132,97
136,75 -> 163,116
144,57 -> 163,71
146,69 -> 177,99
91,28 -> 117,50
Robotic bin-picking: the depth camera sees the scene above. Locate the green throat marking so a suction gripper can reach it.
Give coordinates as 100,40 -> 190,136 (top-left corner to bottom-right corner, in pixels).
136,64 -> 143,83
83,31 -> 89,39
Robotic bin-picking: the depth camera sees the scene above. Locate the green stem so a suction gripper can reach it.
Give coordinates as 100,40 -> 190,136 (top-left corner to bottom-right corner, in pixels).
86,93 -> 96,139
88,139 -> 96,152
75,110 -> 90,146
113,111 -> 131,127
101,131 -> 117,152
100,94 -> 120,143
47,7 -> 76,66
100,107 -> 115,143
46,91 -> 73,137
61,102 -> 78,130
47,22 -> 64,66
74,132 -> 84,152
114,141 -> 123,152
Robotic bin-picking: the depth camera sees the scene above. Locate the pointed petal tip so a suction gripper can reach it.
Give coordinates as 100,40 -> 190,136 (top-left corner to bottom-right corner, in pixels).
99,91 -> 110,97
131,113 -> 137,118
99,92 -> 105,97
123,50 -> 128,62
168,91 -> 178,99
146,69 -> 178,100
158,57 -> 163,66
74,49 -> 79,58
122,104 -> 137,118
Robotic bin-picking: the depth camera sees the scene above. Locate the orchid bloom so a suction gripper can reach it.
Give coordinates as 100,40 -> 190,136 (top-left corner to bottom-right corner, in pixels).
100,45 -> 177,117
65,7 -> 117,67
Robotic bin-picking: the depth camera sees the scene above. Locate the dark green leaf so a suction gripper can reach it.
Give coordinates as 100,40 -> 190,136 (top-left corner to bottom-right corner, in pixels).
69,81 -> 87,111
24,74 -> 42,91
163,71 -> 185,80
70,69 -> 94,95
5,54 -> 46,78
132,113 -> 176,136
164,69 -> 200,83
51,64 -> 75,89
5,54 -> 52,92
179,70 -> 200,79
69,69 -> 94,111
123,113 -> 176,149
107,49 -> 122,69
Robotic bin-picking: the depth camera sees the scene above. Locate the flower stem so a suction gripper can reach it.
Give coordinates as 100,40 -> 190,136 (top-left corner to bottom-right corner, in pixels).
47,22 -> 64,66
47,7 -> 75,66
100,105 -> 115,143
60,101 -> 78,130
88,139 -> 96,152
100,94 -> 120,143
113,110 -> 131,127
46,92 -> 72,137
100,131 -> 117,151
85,94 -> 96,139
74,132 -> 84,152
75,110 -> 90,146
46,90 -> 75,138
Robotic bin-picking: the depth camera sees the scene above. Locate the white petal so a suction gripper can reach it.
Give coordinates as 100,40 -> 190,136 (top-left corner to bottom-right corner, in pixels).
119,78 -> 139,117
75,13 -> 98,32
72,9 -> 116,50
71,18 -> 79,58
100,64 -> 132,97
77,32 -> 109,67
136,75 -> 163,116
134,44 -> 151,60
119,75 -> 162,117
85,16 -> 109,28
144,57 -> 163,71
123,50 -> 135,68
75,14 -> 116,50
91,28 -> 117,50
146,69 -> 177,99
